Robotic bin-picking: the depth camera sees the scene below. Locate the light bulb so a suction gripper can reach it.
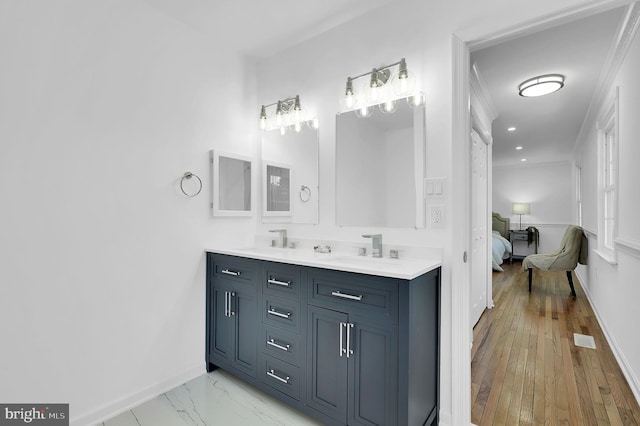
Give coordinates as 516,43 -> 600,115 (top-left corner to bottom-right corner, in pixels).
294,121 -> 302,133
380,99 -> 397,114
408,91 -> 425,107
259,117 -> 267,130
311,118 -> 319,129
280,126 -> 287,136
355,105 -> 372,118
392,73 -> 416,97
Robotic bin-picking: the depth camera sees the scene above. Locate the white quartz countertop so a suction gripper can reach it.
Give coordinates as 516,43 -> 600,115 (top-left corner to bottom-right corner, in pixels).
205,246 -> 441,280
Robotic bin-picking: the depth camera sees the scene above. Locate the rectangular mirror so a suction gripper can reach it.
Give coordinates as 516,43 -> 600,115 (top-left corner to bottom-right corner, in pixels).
261,121 -> 319,224
336,98 -> 426,228
210,150 -> 253,217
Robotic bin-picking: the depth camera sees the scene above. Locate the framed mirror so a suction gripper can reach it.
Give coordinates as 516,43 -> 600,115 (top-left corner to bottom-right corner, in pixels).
210,150 -> 253,217
336,98 -> 426,228
261,121 -> 319,224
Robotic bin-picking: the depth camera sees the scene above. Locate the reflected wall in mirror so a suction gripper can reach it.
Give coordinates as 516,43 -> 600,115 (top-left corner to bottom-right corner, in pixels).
263,162 -> 292,216
336,98 -> 426,228
261,121 -> 319,224
210,150 -> 253,217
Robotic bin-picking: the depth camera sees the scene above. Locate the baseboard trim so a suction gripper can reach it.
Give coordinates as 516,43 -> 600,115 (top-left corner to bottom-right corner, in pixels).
70,363 -> 205,426
575,269 -> 640,406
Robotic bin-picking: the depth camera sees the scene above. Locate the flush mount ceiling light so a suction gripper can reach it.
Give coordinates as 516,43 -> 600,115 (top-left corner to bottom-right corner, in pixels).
259,95 -> 318,134
518,74 -> 565,97
342,58 -> 424,114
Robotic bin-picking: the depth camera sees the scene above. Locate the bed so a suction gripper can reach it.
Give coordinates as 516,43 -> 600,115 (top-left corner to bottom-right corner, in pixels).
491,212 -> 512,272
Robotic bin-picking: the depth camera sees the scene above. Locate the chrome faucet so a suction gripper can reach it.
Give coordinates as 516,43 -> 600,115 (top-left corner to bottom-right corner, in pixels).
362,234 -> 382,258
269,229 -> 288,248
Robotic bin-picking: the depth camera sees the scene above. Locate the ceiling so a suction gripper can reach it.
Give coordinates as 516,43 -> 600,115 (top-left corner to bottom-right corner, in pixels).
140,0 -> 397,58
471,7 -> 626,167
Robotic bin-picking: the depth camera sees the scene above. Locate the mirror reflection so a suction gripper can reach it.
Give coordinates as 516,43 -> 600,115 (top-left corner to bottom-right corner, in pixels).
336,98 -> 426,228
264,163 -> 291,215
211,151 -> 253,216
261,122 -> 319,224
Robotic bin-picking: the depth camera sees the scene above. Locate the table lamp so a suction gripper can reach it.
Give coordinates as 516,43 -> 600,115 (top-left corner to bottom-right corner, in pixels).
512,203 -> 530,230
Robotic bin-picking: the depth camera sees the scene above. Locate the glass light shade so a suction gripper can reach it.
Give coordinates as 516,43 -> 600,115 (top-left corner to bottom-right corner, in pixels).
364,80 -> 388,104
279,126 -> 287,136
518,74 -> 564,97
311,117 -> 319,129
294,121 -> 302,133
512,203 -> 531,215
391,70 -> 416,97
380,99 -> 397,114
408,91 -> 425,107
355,105 -> 372,118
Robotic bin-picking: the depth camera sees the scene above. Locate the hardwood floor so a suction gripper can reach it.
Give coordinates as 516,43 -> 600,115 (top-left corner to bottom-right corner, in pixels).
471,261 -> 640,425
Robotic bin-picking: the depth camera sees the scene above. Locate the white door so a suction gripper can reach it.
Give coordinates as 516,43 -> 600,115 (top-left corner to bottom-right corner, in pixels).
470,129 -> 489,328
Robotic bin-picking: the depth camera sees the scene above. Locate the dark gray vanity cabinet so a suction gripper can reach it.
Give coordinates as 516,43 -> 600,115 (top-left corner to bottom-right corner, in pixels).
307,270 -> 399,425
206,254 -> 259,380
206,252 -> 440,426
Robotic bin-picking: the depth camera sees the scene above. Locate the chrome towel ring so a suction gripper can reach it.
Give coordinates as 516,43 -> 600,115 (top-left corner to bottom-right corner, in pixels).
180,172 -> 202,197
299,185 -> 311,202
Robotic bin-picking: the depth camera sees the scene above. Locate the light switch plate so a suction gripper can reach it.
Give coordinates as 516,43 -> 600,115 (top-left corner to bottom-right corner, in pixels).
424,178 -> 447,199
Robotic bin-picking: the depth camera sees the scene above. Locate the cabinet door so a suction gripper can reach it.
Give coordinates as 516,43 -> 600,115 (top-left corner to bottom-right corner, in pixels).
209,282 -> 233,363
231,283 -> 258,378
348,316 -> 398,426
307,305 -> 348,423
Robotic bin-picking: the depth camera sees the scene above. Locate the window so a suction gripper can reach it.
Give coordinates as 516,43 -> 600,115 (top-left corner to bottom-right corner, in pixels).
596,87 -> 619,263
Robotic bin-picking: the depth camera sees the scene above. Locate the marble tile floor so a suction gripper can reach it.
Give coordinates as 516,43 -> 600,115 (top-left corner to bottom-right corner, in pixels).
101,370 -> 324,426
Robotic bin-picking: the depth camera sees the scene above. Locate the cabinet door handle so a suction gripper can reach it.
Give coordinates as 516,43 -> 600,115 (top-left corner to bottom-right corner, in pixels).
229,292 -> 235,316
224,291 -> 229,317
266,369 -> 290,384
339,322 -> 345,357
268,307 -> 291,319
267,338 -> 290,352
267,277 -> 291,287
221,269 -> 241,276
331,290 -> 363,301
346,323 -> 354,358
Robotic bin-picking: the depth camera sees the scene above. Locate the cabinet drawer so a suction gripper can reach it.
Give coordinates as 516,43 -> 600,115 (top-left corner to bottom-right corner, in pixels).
510,232 -> 528,241
263,295 -> 302,333
262,325 -> 302,366
262,263 -> 302,301
308,269 -> 398,323
210,254 -> 257,284
261,354 -> 301,401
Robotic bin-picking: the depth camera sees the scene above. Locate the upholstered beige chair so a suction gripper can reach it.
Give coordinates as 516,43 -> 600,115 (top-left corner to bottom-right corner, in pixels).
522,225 -> 588,298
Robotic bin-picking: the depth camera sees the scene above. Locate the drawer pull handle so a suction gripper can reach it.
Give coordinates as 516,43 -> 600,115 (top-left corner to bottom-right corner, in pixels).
331,290 -> 363,301
267,338 -> 290,352
268,307 -> 292,319
267,277 -> 291,287
266,369 -> 290,384
221,269 -> 241,276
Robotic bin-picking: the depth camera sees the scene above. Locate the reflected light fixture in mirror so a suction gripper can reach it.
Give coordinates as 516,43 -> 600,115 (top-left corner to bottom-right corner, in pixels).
342,58 -> 424,113
259,95 -> 318,134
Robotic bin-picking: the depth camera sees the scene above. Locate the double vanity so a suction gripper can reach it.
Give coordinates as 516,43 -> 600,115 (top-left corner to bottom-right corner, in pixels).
205,242 -> 441,426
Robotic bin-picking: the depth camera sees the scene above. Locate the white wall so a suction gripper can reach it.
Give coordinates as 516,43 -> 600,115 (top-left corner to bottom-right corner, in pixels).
493,161 -> 574,253
575,23 -> 640,401
0,1 -> 258,424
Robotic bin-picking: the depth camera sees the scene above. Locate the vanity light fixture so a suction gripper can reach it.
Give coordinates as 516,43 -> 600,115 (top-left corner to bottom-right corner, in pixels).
259,95 -> 313,133
342,57 -> 424,114
518,74 -> 565,97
